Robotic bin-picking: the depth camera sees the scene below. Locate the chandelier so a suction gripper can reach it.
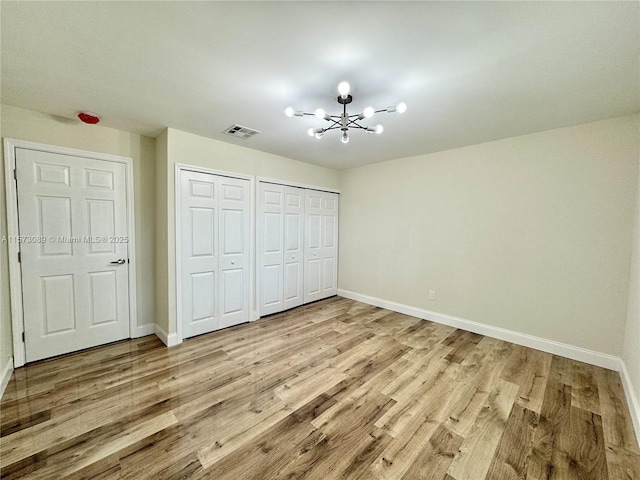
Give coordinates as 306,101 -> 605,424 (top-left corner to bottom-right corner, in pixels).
284,82 -> 407,144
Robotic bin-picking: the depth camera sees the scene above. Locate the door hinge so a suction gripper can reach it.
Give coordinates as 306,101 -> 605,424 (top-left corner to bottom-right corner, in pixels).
17,251 -> 21,263
13,169 -> 17,181
22,332 -> 25,343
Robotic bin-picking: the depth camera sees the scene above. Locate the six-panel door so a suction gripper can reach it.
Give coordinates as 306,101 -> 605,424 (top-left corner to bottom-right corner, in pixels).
304,190 -> 339,304
179,170 -> 250,338
17,148 -> 130,362
258,183 -> 306,316
258,183 -> 285,315
283,186 -> 305,310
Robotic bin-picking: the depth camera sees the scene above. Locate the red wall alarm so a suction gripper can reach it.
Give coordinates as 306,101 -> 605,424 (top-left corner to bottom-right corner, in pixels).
77,112 -> 100,124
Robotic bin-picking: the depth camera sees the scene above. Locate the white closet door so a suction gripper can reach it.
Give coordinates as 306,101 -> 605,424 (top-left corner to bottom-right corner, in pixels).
180,170 -> 219,338
304,190 -> 339,303
180,171 -> 251,338
283,186 -> 305,310
258,183 -> 284,316
218,176 -> 251,329
17,148 -> 130,362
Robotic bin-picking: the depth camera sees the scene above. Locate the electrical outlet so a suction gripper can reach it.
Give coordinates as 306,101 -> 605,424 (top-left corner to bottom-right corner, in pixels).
429,290 -> 436,301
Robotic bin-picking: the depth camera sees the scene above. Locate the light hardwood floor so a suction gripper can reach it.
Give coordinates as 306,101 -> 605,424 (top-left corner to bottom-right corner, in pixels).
1,297 -> 639,479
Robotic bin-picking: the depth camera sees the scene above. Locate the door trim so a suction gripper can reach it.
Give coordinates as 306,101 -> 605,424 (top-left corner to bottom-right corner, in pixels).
174,163 -> 256,344
3,139 -> 139,368
256,176 -> 340,194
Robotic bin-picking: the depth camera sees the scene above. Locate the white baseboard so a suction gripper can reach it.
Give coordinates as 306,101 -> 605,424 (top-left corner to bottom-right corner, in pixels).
133,323 -> 155,338
1,356 -> 14,400
337,289 -> 621,371
154,324 -> 180,347
619,359 -> 640,448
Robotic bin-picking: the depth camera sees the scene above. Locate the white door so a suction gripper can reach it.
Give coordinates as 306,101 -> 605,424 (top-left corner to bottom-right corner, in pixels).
218,176 -> 251,329
283,186 -> 305,310
16,148 -> 130,362
179,170 -> 250,338
179,170 -> 219,338
258,183 -> 284,316
304,190 -> 339,303
258,183 -> 305,316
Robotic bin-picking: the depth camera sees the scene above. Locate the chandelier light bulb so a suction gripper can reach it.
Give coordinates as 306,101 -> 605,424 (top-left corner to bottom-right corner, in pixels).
315,108 -> 326,119
341,132 -> 349,144
396,102 -> 407,113
307,127 -> 315,137
337,81 -> 351,98
284,107 -> 294,117
315,131 -> 324,139
375,124 -> 384,134
363,107 -> 375,118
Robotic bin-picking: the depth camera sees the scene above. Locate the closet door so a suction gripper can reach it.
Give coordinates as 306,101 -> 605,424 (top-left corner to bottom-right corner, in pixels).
304,190 -> 339,303
258,183 -> 284,316
283,186 -> 305,310
218,176 -> 251,329
180,170 -> 250,338
180,170 -> 219,338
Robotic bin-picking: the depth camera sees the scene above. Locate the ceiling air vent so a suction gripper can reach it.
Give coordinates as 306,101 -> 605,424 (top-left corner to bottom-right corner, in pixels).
223,124 -> 261,139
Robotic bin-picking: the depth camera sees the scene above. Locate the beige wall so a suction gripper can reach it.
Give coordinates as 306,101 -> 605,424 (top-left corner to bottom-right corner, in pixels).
155,127 -> 340,334
623,119 -> 640,409
0,105 -> 157,373
339,114 -> 639,356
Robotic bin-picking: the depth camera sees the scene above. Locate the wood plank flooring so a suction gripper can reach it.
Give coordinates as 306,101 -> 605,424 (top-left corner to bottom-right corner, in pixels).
1,296 -> 639,479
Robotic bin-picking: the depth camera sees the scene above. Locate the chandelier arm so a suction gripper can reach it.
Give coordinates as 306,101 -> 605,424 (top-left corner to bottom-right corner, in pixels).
347,119 -> 368,129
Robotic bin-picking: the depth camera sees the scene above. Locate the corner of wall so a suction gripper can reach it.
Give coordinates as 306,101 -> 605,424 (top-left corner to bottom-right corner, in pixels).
154,129 -> 169,334
621,113 -> 640,447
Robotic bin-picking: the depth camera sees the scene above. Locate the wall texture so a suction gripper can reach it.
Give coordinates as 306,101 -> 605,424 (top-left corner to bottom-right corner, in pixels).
155,127 -> 341,335
339,114 -> 639,356
0,105 -> 157,372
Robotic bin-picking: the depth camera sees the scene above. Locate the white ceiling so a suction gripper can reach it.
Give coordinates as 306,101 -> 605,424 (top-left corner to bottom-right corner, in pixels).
2,2 -> 638,170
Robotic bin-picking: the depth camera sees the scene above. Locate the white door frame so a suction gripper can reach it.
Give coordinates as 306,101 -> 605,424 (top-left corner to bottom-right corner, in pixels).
174,163 -> 255,344
3,139 -> 139,368
255,177 -> 340,319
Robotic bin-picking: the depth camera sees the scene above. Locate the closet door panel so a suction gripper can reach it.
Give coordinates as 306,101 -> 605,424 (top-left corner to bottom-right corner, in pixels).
320,192 -> 339,298
261,184 -> 338,313
219,176 -> 251,328
283,186 -> 305,310
322,257 -> 336,290
304,190 -> 325,303
180,171 -> 219,338
258,183 -> 284,316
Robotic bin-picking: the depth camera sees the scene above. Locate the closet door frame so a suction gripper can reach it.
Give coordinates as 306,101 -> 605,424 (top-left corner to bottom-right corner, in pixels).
256,177 -> 339,318
175,163 -> 255,344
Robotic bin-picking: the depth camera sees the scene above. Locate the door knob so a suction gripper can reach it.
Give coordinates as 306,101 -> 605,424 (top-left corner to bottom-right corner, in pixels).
110,259 -> 126,265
